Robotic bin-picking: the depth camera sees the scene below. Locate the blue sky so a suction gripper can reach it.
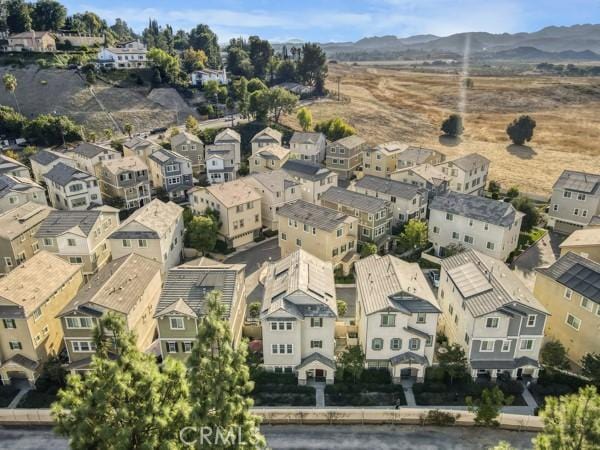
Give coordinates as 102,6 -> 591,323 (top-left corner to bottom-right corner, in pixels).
62,0 -> 600,43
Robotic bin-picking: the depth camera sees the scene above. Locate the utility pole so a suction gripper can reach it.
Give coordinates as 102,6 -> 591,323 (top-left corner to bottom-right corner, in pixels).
336,76 -> 341,101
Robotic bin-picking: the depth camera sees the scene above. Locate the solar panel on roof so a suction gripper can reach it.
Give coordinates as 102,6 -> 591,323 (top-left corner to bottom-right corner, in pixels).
447,262 -> 493,298
557,263 -> 600,302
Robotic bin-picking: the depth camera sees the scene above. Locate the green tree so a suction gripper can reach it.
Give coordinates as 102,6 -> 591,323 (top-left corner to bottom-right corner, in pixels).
507,115 -> 536,145
189,24 -> 220,68
540,340 -> 570,371
441,114 -> 464,137
248,35 -> 273,79
147,48 -> 181,84
466,386 -> 513,427
297,43 -> 328,94
233,77 -> 250,118
248,301 -> 261,319
360,242 -> 377,258
187,215 -> 218,255
187,292 -> 265,448
0,105 -> 26,137
124,123 -> 133,137
249,89 -> 270,122
181,48 -> 207,73
6,0 -> 31,33
52,314 -> 190,449
314,117 -> 356,141
204,79 -> 220,101
337,346 -> 365,382
24,114 -> 84,146
23,145 -> 37,158
533,386 -> 600,450
506,186 -> 519,199
337,300 -> 347,317
581,353 -> 600,384
397,219 -> 428,252
185,115 -> 199,132
444,243 -> 466,257
30,0 -> 66,31
70,11 -> 105,36
437,343 -> 468,385
488,180 -> 501,200
491,442 -> 516,450
512,196 -> 539,232
276,59 -> 297,83
267,87 -> 298,123
103,128 -> 113,140
2,73 -> 20,114
247,77 -> 268,93
297,107 -> 313,131
227,44 -> 254,78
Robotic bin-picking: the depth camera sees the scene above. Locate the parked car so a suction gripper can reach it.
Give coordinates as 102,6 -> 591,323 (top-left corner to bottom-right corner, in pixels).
428,269 -> 440,288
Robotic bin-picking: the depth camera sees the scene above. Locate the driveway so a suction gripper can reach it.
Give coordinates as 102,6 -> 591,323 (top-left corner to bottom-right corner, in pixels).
512,231 -> 564,290
225,238 -> 280,276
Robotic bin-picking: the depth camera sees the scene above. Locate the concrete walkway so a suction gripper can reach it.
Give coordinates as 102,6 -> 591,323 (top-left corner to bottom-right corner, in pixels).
520,382 -> 539,413
401,380 -> 416,407
7,387 -> 30,409
314,383 -> 325,407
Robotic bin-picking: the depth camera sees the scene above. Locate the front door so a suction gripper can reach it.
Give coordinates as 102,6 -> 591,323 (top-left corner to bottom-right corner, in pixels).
516,368 -> 523,378
315,369 -> 325,382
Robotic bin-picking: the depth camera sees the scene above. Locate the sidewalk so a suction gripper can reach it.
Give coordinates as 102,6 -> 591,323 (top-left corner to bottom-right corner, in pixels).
401,380 -> 416,407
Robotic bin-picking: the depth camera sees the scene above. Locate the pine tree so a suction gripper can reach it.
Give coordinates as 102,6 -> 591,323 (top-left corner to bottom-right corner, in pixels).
52,313 -> 190,449
187,291 -> 265,449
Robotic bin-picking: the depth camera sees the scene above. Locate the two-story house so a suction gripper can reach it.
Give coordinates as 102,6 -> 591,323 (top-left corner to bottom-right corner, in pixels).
97,40 -> 147,69
67,142 -> 122,177
98,156 -> 151,210
29,149 -> 75,183
0,251 -> 83,385
321,186 -> 392,252
57,253 -> 162,373
390,164 -> 450,199
154,257 -> 246,360
363,142 -> 407,178
170,131 -> 204,175
289,132 -> 326,163
439,249 -> 548,380
108,199 -> 184,273
189,180 -> 262,248
244,170 -> 301,230
249,144 -> 290,174
6,31 -> 56,52
282,159 -> 338,205
0,174 -> 47,213
251,127 -> 283,154
437,153 -> 490,196
261,249 -> 338,384
428,192 -> 523,261
325,135 -> 366,180
350,175 -> 427,226
147,148 -> 194,201
36,207 -> 120,280
535,252 -> 600,367
558,228 -> 600,263
396,146 -> 446,169
0,203 -> 52,276
547,170 -> 600,234
355,254 -> 441,382
0,154 -> 30,179
191,68 -> 228,86
276,200 -> 359,274
43,163 -> 102,211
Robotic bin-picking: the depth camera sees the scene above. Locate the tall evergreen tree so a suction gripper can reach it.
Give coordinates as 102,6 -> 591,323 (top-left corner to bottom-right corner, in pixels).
189,24 -> 220,68
30,0 -> 66,31
187,291 -> 265,449
52,314 -> 190,449
6,0 -> 32,33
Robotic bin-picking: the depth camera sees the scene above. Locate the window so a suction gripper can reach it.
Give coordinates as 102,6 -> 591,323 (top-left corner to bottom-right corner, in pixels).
573,208 -> 580,216
69,256 -> 83,264
409,338 -> 420,351
72,341 -> 97,352
416,313 -> 426,324
138,239 -> 148,248
310,340 -> 323,349
311,318 -> 323,328
65,317 -> 93,329
272,344 -> 293,354
122,239 -> 131,248
526,315 -> 537,327
3,319 -> 16,329
463,235 -> 474,244
336,228 -> 343,238
167,342 -> 178,353
67,238 -> 76,247
69,183 -> 84,193
485,317 -> 499,328
566,313 -> 581,330
433,226 -> 440,234
487,242 -> 495,250
281,233 -> 287,241
452,231 -> 460,240
9,341 -> 22,350
520,339 -> 534,351
272,321 -> 293,331
426,335 -> 433,347
32,308 -> 42,322
552,204 -> 558,212
296,238 -> 302,247
581,297 -> 593,312
480,340 -> 495,352
390,338 -> 402,350
563,190 -> 572,198
564,288 -> 573,300
577,193 -> 586,201
464,334 -> 470,345
380,314 -> 395,327
170,317 -> 185,330
501,340 -> 511,352
183,342 -> 193,353
372,338 -> 383,350
446,213 -> 453,221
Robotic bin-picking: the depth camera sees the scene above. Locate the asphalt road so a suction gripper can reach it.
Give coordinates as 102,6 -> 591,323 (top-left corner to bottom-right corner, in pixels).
225,238 -> 281,276
0,425 -> 536,450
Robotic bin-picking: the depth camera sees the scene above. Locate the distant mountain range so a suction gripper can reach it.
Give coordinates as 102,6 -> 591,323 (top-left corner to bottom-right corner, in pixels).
277,25 -> 600,61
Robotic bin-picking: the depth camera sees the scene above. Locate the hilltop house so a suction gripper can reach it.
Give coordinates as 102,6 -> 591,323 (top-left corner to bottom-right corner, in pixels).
191,68 -> 228,86
98,156 -> 151,210
289,132 -> 326,163
97,40 -> 147,69
43,163 -> 102,211
147,148 -> 194,201
325,135 -> 366,180
6,31 -> 56,52
0,175 -> 47,213
282,159 -> 338,205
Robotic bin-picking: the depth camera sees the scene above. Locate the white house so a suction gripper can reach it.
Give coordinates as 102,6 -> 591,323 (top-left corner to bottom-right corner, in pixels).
43,163 -> 102,211
355,254 -> 441,382
67,142 -> 122,177
29,149 -> 75,183
0,174 -> 47,213
260,249 -> 338,384
97,40 -> 147,69
428,192 -> 523,261
0,154 -> 30,179
437,153 -> 490,196
191,68 -> 228,86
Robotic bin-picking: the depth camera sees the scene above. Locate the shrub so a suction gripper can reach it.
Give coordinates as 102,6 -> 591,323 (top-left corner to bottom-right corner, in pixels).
253,234 -> 265,243
263,229 -> 278,238
497,379 -> 524,396
252,370 -> 297,386
421,410 -> 458,426
360,368 -> 391,384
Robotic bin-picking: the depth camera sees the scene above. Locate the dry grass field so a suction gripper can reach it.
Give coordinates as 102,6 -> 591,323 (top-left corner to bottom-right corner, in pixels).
284,64 -> 600,196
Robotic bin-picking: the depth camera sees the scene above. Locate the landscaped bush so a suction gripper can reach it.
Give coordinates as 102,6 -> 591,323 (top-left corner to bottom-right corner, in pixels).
529,370 -> 588,406
420,409 -> 458,426
252,370 -> 297,385
497,379 -> 525,396
360,368 -> 391,384
16,390 -> 58,408
214,240 -> 235,254
250,370 -> 315,406
253,234 -> 266,243
263,229 -> 278,238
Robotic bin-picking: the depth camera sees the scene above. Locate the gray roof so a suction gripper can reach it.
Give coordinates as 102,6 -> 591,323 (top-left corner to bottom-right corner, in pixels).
429,191 -> 521,227
442,249 -> 548,317
71,142 -> 117,159
251,127 -> 282,143
398,146 -> 445,164
0,202 -> 53,240
155,259 -> 245,319
552,170 -> 600,194
36,210 -> 102,238
44,162 -> 94,186
247,170 -> 300,193
354,175 -> 423,200
445,153 -> 490,172
282,159 -> 332,181
0,354 -> 39,371
0,154 -> 27,175
296,353 -> 336,370
471,357 -> 539,370
331,135 -> 365,149
171,131 -> 202,147
290,132 -> 325,145
0,175 -> 43,198
214,128 -> 241,143
322,186 -> 390,214
277,199 -> 353,232
148,148 -> 183,165
389,351 -> 428,366
537,252 -> 600,304
29,149 -> 63,165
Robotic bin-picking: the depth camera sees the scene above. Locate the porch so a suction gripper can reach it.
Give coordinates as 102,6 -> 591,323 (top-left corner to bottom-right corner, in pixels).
296,353 -> 335,385
0,355 -> 39,387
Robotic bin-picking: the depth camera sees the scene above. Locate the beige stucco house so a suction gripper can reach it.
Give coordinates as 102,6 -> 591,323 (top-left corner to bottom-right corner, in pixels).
362,142 -> 408,178
6,31 -> 56,52
396,146 -> 446,169
0,174 -> 47,213
251,127 -> 283,154
437,153 -> 490,196
249,144 -> 290,174
559,228 -> 600,263
98,156 -> 151,210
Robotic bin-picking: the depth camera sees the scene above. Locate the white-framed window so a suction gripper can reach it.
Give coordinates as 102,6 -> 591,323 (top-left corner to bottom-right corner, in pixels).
3,257 -> 12,267
581,297 -> 594,312
281,233 -> 287,241
452,231 -> 460,240
65,317 -> 94,329
336,228 -> 343,238
183,342 -> 193,353
563,190 -> 572,198
485,317 -> 499,328
138,239 -> 148,248
271,321 -> 293,331
416,313 -> 426,324
501,340 -> 511,352
480,340 -> 495,352
464,235 -> 474,244
372,338 -> 383,351
9,341 -> 22,350
272,344 -> 293,354
446,213 -> 453,221
169,317 -> 185,330
32,308 -> 42,322
310,340 -> 323,349
426,335 -> 433,347
433,226 -> 439,234
409,338 -> 420,351
380,314 -> 395,327
296,238 -> 302,247
526,315 -> 536,327
67,238 -> 76,247
566,313 -> 581,330
167,342 -> 178,353
69,256 -> 83,264
577,193 -> 586,201
310,318 -> 323,328
487,242 -> 495,250
122,239 -> 131,248
564,288 -> 573,300
72,341 -> 97,352
390,338 -> 402,350
3,319 -> 16,329
42,238 -> 53,246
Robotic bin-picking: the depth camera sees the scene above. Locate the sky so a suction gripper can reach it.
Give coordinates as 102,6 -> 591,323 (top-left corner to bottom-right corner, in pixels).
62,0 -> 600,43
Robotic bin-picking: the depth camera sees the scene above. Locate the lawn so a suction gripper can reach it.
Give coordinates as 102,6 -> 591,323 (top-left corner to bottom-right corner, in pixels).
518,227 -> 547,249
325,368 -> 407,407
0,385 -> 20,408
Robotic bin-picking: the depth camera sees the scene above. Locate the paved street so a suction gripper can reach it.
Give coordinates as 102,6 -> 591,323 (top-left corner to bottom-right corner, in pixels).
225,238 -> 280,276
0,425 -> 536,449
512,231 -> 564,290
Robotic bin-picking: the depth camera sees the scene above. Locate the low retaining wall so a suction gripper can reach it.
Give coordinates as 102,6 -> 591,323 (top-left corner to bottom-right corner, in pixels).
0,408 -> 544,431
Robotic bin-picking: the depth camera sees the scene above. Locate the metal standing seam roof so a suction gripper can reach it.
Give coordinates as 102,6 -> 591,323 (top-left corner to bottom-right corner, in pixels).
355,254 -> 440,316
321,186 -> 390,214
276,199 -> 355,232
44,162 -> 95,186
354,175 -> 423,200
35,210 -> 102,238
282,160 -> 332,181
443,153 -> 490,172
0,202 -> 53,240
537,252 -> 600,304
442,249 -> 548,317
70,142 -> 118,159
553,170 -> 600,194
429,191 -> 522,227
59,254 -> 162,316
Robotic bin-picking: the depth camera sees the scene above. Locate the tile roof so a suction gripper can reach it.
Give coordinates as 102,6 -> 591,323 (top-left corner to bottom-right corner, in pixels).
442,249 -> 547,317
70,142 -> 117,159
429,191 -> 522,227
44,162 -> 95,186
560,229 -> 600,248
444,153 -> 490,172
355,254 -> 439,316
290,132 -> 325,145
251,127 -> 282,143
59,254 -> 161,316
247,170 -> 300,193
214,128 -> 241,143
277,199 -> 354,232
199,180 -> 261,208
354,175 -> 423,200
0,202 -> 52,240
552,170 -> 600,194
109,199 -> 182,239
170,131 -> 202,147
322,186 -> 390,214
0,251 -> 81,317
100,156 -> 147,175
36,210 -> 103,238
332,135 -> 366,149
537,252 -> 600,304
0,174 -> 43,198
282,159 -> 332,181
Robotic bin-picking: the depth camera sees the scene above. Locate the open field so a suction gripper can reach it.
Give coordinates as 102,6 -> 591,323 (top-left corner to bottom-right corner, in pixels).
284,64 -> 600,195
